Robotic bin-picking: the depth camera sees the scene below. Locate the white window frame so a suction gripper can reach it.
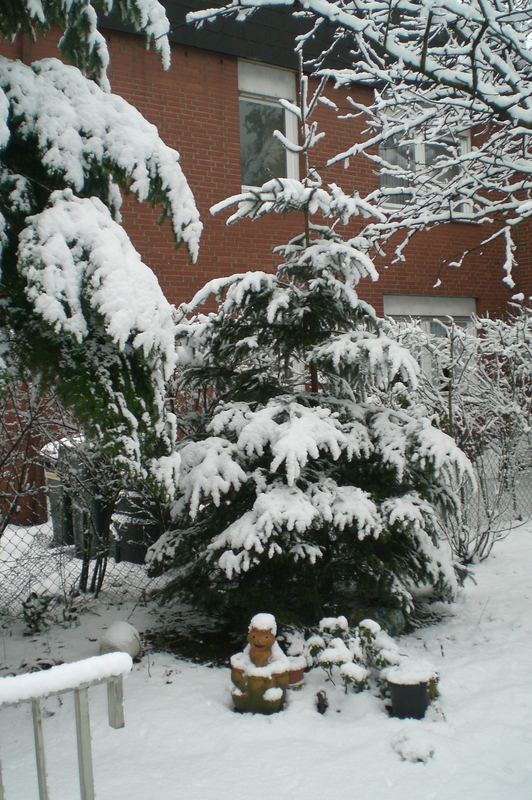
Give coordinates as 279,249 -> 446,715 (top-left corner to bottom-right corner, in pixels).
238,60 -> 299,190
383,295 -> 476,374
379,131 -> 471,214
383,295 -> 476,320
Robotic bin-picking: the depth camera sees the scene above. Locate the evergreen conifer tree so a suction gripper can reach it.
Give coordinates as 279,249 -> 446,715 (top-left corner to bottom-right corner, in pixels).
0,1 -> 202,484
148,65 -> 472,624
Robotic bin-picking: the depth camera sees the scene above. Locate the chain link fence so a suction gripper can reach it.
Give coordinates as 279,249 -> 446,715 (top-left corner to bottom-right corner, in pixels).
0,383 -> 174,618
0,514 -> 170,618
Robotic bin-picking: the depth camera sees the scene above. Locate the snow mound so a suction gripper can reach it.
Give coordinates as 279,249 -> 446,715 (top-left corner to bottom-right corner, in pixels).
391,730 -> 435,764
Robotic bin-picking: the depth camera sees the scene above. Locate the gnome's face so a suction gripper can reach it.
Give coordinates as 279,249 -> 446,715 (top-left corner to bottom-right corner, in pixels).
247,627 -> 275,666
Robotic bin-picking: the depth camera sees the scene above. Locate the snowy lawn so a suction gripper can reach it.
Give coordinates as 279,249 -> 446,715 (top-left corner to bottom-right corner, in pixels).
1,524 -> 531,800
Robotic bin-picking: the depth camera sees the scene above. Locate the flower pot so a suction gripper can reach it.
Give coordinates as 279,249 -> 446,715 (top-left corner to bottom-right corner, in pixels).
388,680 -> 430,719
384,659 -> 438,719
231,667 -> 288,713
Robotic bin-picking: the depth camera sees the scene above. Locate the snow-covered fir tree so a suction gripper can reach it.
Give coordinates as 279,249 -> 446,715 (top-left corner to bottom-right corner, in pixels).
0,1 -> 202,485
148,67 -> 472,624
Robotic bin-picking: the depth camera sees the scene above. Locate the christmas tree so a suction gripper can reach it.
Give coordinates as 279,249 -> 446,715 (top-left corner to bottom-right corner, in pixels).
148,65 -> 472,624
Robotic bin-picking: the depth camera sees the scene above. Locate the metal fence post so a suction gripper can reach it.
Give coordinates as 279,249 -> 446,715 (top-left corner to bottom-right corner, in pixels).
0,754 -> 5,800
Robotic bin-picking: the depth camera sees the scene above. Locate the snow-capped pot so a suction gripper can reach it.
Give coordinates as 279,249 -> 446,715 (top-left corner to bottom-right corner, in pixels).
230,614 -> 290,714
383,660 -> 439,719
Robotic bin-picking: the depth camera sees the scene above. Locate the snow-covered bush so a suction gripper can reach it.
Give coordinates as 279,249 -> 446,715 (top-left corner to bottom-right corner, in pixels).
388,306 -> 532,562
22,591 -> 56,635
290,614 -> 439,700
0,2 -> 201,484
307,616 -> 400,694
147,65 -> 472,624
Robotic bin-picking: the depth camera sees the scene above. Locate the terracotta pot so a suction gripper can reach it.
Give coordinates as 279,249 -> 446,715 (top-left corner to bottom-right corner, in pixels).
288,667 -> 305,689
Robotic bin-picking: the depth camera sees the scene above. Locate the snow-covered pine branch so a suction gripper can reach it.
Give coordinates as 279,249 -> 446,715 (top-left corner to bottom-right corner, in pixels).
0,57 -> 201,259
15,189 -> 181,481
4,0 -> 171,89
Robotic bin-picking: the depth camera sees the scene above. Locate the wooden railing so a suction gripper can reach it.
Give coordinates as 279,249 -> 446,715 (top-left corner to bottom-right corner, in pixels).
0,653 -> 132,800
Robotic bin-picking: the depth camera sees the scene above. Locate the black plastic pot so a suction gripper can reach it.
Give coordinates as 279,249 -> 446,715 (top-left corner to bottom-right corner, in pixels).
388,680 -> 430,719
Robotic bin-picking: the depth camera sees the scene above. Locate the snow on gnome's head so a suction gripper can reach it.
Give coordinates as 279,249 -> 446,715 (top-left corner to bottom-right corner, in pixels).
247,613 -> 277,668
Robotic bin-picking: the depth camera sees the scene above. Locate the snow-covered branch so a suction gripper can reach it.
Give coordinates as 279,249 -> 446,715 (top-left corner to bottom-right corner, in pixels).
4,0 -> 171,88
0,57 -> 201,260
198,0 -> 531,129
192,0 -> 531,285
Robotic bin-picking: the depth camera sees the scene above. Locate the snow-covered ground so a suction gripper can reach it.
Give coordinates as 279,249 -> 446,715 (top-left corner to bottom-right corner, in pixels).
1,523 -> 531,800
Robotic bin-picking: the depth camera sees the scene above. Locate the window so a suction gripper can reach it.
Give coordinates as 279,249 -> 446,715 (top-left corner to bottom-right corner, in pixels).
379,132 -> 470,208
383,295 -> 476,376
238,61 -> 298,188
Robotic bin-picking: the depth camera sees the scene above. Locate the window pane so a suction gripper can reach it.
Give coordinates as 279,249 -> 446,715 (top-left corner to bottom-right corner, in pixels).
379,135 -> 415,204
430,319 -> 450,339
425,141 -> 460,186
430,317 -> 469,336
240,99 -> 287,187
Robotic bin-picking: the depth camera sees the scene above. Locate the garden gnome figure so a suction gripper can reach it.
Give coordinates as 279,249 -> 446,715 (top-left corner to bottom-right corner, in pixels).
230,613 -> 290,714
248,618 -> 277,667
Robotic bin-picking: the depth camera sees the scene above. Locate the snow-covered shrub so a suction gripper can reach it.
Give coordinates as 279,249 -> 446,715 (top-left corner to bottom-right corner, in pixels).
388,306 -> 531,562
22,591 -> 56,635
298,615 -> 439,701
303,616 -> 401,695
147,64 -> 471,625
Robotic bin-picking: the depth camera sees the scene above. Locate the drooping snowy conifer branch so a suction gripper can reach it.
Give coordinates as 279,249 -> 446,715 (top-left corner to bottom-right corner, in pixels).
0,3 -> 201,482
0,58 -> 201,260
14,189 -> 181,480
3,0 -> 171,89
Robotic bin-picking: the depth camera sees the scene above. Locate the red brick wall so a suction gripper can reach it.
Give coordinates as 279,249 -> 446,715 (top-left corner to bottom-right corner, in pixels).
4,29 -> 520,316
516,217 -> 532,300
107,31 -> 518,317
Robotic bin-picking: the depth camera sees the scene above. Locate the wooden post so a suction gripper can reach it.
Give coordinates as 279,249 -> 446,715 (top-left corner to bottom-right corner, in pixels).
0,754 -> 5,800
107,676 -> 125,729
1,663 -> 129,799
74,688 -> 95,800
31,699 -> 50,800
